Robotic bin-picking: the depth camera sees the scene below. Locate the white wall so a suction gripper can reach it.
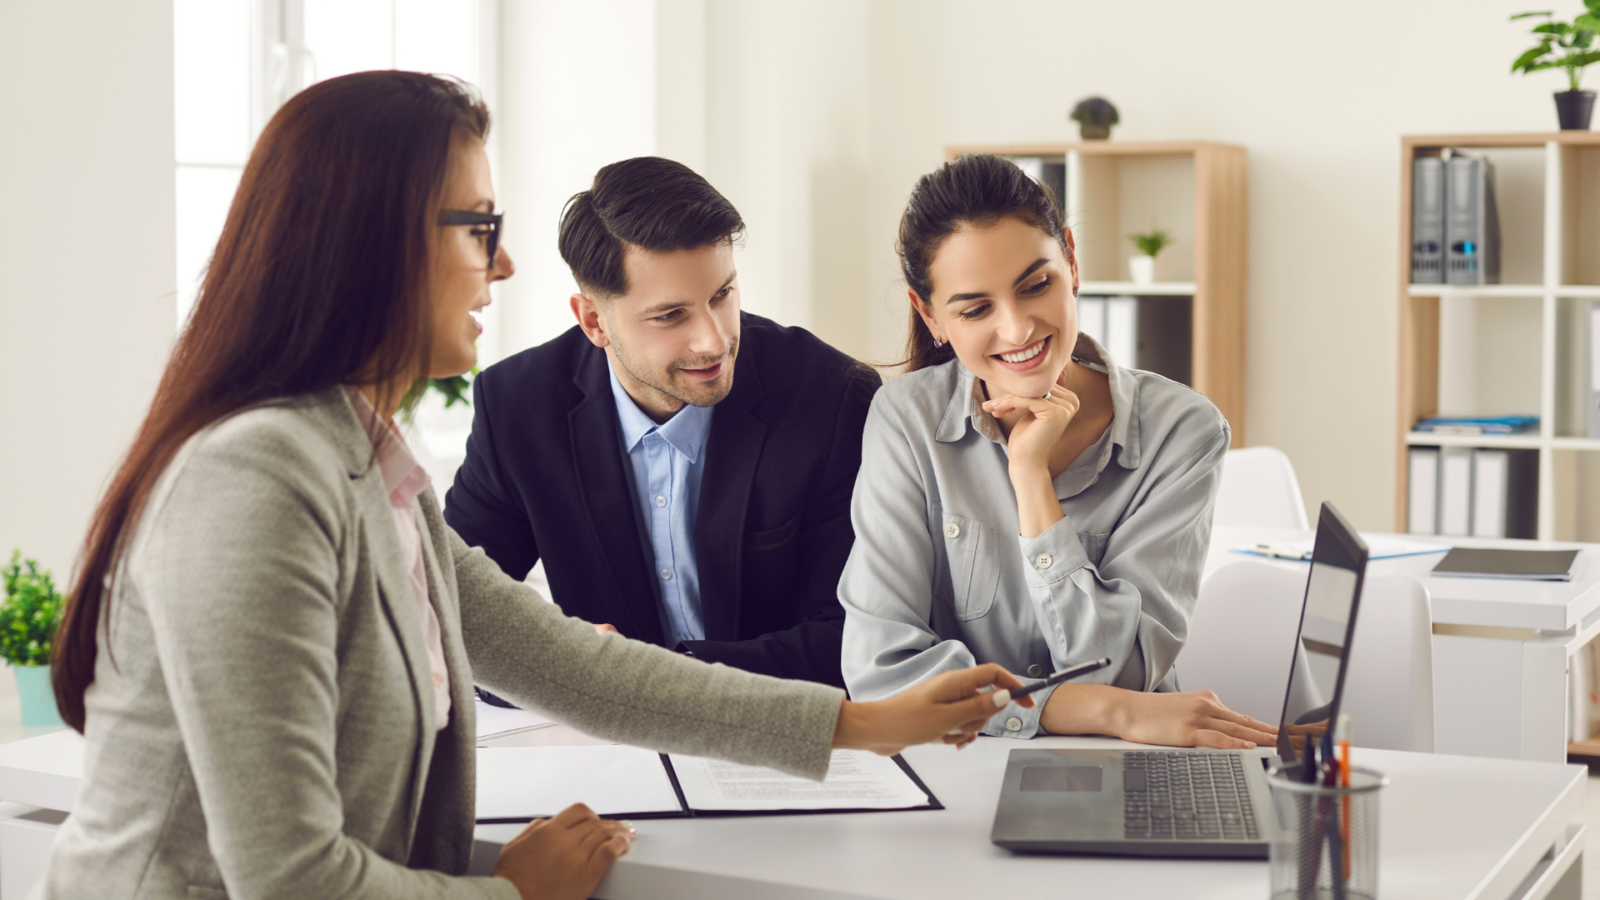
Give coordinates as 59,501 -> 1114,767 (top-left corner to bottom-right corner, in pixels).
494,0 -> 875,360
0,1 -> 176,577
702,0 -> 872,358
495,0 -> 660,356
850,0 -> 1561,531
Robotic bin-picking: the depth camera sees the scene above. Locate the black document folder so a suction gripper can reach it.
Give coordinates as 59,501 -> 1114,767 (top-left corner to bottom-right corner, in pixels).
474,746 -> 942,824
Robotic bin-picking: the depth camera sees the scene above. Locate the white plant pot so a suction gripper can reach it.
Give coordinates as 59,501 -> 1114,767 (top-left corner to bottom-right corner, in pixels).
1128,255 -> 1156,285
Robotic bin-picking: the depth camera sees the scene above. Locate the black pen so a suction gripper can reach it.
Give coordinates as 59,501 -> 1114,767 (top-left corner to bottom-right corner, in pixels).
1006,657 -> 1113,699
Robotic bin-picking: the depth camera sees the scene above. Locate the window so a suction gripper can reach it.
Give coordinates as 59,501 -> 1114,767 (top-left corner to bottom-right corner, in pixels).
175,0 -> 499,480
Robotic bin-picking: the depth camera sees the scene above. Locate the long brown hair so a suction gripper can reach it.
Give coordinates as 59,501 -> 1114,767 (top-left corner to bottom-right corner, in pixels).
52,72 -> 490,731
895,153 -> 1078,372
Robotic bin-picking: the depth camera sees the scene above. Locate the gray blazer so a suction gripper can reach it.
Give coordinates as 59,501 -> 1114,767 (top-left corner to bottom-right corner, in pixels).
37,388 -> 844,900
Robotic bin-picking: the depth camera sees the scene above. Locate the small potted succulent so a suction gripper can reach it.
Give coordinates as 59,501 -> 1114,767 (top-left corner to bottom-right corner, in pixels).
1,551 -> 65,727
1511,5 -> 1600,130
1127,229 -> 1171,285
1070,96 -> 1119,141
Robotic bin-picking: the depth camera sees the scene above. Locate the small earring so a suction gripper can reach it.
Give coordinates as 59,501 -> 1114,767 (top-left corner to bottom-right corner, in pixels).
932,337 -> 945,349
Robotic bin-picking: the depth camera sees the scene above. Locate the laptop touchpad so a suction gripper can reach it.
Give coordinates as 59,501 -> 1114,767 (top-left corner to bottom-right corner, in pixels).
1020,766 -> 1104,792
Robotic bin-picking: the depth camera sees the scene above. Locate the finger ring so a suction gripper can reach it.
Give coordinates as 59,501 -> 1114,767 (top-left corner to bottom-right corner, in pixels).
1043,392 -> 1052,400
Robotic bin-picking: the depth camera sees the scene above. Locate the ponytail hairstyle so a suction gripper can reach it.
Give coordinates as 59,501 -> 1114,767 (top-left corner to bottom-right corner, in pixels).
895,153 -> 1078,372
52,71 -> 490,732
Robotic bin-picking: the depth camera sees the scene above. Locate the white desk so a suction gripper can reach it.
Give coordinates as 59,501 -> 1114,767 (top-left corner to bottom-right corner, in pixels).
1208,526 -> 1600,763
0,725 -> 1583,900
470,727 -> 1586,900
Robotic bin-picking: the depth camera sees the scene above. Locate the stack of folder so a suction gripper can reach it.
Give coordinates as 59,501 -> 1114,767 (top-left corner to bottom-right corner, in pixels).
1407,445 -> 1537,539
1412,415 -> 1538,436
1411,153 -> 1501,286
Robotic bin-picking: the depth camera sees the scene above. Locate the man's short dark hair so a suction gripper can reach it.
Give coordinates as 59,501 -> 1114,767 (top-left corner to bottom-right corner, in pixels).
558,157 -> 745,298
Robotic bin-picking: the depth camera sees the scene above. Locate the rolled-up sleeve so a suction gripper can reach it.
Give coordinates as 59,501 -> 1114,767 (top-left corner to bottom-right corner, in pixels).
1019,424 -> 1229,692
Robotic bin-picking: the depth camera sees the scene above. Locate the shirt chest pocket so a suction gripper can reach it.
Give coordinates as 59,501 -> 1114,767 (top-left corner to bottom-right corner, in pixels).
941,514 -> 1003,621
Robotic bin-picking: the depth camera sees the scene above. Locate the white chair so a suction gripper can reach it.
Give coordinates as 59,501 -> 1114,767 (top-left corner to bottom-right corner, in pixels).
1182,561 -> 1436,753
1215,446 -> 1310,530
1341,574 -> 1434,752
1180,560 -> 1323,726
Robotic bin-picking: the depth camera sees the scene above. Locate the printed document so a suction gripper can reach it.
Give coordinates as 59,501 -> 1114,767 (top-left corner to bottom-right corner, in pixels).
474,698 -> 556,742
671,749 -> 929,812
476,745 -> 681,820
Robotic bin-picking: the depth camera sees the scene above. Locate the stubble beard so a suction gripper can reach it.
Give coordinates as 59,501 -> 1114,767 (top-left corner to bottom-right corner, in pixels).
614,336 -> 739,410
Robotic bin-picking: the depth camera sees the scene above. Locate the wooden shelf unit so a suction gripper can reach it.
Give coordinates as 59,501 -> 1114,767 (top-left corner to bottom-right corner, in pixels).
1397,132 -> 1600,541
947,141 -> 1248,446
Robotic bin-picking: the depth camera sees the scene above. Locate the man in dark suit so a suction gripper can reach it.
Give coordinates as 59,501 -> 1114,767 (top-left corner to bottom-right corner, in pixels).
445,157 -> 878,688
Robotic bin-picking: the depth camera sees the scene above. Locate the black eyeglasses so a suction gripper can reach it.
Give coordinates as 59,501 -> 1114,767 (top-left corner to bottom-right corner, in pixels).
438,209 -> 504,269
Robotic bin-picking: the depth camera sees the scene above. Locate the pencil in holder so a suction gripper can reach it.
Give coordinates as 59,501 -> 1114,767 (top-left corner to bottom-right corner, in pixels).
1264,765 -> 1387,900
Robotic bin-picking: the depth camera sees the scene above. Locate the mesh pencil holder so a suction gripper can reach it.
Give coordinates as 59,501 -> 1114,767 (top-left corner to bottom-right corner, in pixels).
1264,765 -> 1387,900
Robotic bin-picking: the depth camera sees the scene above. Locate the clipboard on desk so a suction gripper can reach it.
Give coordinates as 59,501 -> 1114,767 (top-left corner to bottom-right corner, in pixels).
474,745 -> 942,824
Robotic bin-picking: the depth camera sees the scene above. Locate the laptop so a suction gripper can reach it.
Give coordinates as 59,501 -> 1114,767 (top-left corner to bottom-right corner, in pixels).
989,502 -> 1369,858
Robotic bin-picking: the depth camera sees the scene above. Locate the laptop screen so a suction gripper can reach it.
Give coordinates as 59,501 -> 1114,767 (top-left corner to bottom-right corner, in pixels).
1274,502 -> 1369,769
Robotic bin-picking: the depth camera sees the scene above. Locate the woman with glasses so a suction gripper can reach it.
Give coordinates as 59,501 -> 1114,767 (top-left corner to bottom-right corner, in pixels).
38,73 -> 1026,900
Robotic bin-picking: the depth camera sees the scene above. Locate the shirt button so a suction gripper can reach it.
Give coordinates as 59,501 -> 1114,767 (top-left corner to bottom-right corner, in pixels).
945,522 -> 960,538
1027,664 -> 1043,678
433,672 -> 445,686
660,569 -> 673,580
1035,553 -> 1053,570
1006,717 -> 1023,732
655,495 -> 667,507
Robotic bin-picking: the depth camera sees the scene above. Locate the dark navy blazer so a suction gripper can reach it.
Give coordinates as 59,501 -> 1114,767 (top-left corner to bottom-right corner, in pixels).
444,312 -> 879,687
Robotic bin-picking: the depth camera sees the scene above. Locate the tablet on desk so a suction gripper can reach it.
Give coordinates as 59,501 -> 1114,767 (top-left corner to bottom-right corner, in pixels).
1430,547 -> 1581,581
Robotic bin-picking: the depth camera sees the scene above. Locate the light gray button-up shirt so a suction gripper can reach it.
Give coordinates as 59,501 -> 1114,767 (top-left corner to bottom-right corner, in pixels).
839,335 -> 1229,738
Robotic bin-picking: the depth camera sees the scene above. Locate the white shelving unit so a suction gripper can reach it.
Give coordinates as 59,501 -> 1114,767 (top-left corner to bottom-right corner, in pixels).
1399,133 -> 1600,542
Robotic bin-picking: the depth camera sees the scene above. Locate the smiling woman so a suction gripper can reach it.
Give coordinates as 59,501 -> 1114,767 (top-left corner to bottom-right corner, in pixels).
840,153 -> 1276,752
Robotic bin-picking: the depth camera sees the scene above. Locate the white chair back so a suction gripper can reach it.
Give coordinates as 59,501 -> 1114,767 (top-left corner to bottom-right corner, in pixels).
1342,574 -> 1434,752
1181,560 -> 1323,727
1215,446 -> 1311,530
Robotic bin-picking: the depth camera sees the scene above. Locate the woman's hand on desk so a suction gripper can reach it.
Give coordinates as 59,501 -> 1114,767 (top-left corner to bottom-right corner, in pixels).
832,664 -> 1032,755
493,802 -> 635,900
1041,684 -> 1278,749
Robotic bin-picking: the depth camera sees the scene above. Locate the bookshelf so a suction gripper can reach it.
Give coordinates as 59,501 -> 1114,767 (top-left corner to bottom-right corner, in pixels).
1397,132 -> 1600,542
947,141 -> 1248,446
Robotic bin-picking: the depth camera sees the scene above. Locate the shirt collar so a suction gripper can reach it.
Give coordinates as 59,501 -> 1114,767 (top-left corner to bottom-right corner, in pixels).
343,386 -> 431,507
934,333 -> 1142,469
608,363 -> 714,463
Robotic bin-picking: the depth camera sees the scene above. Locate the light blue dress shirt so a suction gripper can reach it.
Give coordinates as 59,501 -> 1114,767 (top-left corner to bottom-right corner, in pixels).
609,364 -> 713,646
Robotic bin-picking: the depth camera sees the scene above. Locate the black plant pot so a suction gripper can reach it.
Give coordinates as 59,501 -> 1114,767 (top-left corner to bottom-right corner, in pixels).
1555,90 -> 1596,130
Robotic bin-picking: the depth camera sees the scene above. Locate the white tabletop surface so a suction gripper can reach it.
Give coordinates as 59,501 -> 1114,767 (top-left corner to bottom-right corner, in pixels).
1209,525 -> 1600,633
475,730 -> 1585,900
0,723 -> 1573,899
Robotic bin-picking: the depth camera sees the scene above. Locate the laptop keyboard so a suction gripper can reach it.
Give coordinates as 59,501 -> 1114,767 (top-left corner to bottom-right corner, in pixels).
1121,751 -> 1260,842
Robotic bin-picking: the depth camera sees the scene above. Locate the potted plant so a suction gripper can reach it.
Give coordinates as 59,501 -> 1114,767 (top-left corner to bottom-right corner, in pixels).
1,551 -> 65,727
1070,96 -> 1119,141
1127,228 -> 1171,285
1511,5 -> 1600,130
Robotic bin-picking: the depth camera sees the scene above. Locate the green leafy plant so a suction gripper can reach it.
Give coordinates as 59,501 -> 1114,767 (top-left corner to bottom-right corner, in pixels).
1511,5 -> 1600,91
426,373 -> 475,409
1129,229 -> 1172,258
400,367 -> 479,424
0,551 -> 64,667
